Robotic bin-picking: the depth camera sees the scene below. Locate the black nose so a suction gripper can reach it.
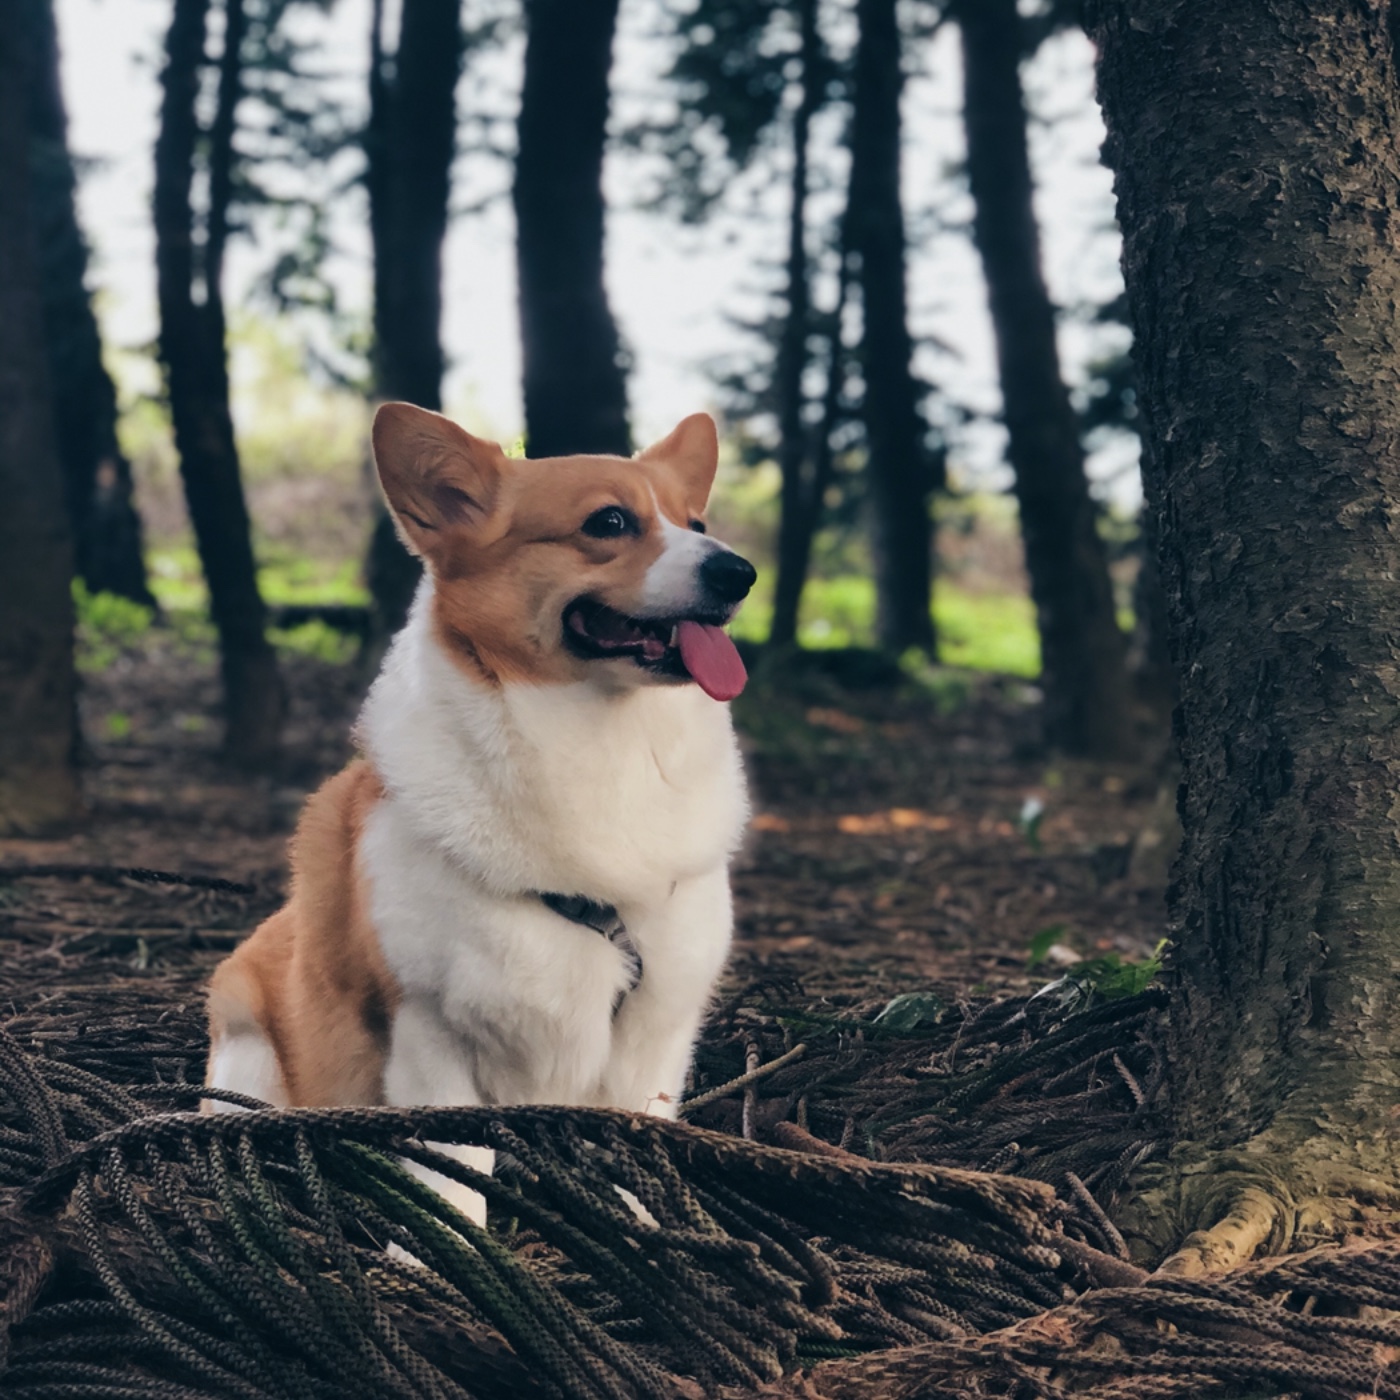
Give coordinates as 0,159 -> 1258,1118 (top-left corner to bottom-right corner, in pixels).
700,550 -> 757,604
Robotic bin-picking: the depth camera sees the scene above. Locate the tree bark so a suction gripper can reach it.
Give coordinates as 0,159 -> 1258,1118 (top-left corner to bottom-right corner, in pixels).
155,0 -> 283,766
768,0 -> 821,653
27,0 -> 153,607
772,232 -> 852,653
514,0 -> 630,459
848,0 -> 935,655
767,0 -> 840,649
369,0 -> 460,409
364,0 -> 463,638
0,0 -> 80,833
957,0 -> 1135,758
1089,0 -> 1400,1249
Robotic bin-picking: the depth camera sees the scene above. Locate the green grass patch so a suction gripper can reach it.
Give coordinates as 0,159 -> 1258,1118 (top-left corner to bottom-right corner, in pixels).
148,547 -> 368,615
268,619 -> 360,664
147,546 -> 208,613
73,582 -> 155,672
258,553 -> 368,609
935,588 -> 1040,678
729,568 -> 1042,677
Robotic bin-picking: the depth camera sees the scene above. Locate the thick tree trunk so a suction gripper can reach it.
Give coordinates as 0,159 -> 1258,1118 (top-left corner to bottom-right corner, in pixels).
957,0 -> 1134,758
0,0 -> 80,834
768,0 -> 821,653
514,0 -> 630,459
364,0 -> 462,638
27,0 -> 153,607
848,0 -> 935,655
1089,0 -> 1400,1257
155,0 -> 283,766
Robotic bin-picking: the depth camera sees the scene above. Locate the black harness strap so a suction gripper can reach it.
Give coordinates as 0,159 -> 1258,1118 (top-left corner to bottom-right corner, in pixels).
538,892 -> 642,1007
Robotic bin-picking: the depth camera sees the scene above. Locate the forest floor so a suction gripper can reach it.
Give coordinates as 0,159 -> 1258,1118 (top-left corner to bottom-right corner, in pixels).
19,635 -> 1400,1400
0,631 -> 1169,1035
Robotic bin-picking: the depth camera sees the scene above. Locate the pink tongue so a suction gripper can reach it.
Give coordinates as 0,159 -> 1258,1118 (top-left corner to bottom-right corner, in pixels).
676,621 -> 747,702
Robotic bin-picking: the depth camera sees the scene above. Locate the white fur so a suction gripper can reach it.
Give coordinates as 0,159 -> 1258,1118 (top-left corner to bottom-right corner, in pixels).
204,1030 -> 289,1113
357,581 -> 748,1124
639,498 -> 723,617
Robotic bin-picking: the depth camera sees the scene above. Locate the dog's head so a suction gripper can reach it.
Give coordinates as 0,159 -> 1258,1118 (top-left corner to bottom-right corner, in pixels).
371,402 -> 755,700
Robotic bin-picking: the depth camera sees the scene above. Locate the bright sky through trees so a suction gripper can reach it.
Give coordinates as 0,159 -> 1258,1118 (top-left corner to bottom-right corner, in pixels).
55,0 -> 1136,504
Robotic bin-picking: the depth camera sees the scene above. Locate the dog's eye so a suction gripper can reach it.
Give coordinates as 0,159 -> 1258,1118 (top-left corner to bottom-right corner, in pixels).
689,520 -> 706,534
582,506 -> 637,539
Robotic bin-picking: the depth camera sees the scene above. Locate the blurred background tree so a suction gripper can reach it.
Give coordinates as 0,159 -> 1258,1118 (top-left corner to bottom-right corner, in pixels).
847,0 -> 939,656
514,0 -> 632,458
26,0 -> 154,609
0,0 -> 81,833
363,0 -> 470,637
154,0 -> 285,766
4,0 -> 1159,803
956,0 -> 1132,757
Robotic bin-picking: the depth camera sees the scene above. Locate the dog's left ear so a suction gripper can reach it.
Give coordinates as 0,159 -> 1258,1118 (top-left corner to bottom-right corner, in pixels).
372,402 -> 508,565
637,413 -> 719,506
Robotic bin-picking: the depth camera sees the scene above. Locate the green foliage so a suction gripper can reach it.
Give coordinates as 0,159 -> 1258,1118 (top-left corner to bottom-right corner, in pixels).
896,653 -> 974,716
228,317 -> 371,483
146,547 -> 364,666
148,546 -> 364,613
935,589 -> 1040,678
1028,934 -> 1168,1004
147,547 -> 209,613
730,565 -> 1041,677
269,619 -> 358,664
1071,944 -> 1166,1000
73,581 -> 155,672
257,553 -> 367,608
777,1002 -> 940,1039
871,991 -> 946,1033
1026,924 -> 1068,970
104,711 -> 132,740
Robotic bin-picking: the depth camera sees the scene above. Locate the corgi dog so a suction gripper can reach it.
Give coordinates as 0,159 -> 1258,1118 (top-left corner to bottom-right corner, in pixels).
204,405 -> 754,1221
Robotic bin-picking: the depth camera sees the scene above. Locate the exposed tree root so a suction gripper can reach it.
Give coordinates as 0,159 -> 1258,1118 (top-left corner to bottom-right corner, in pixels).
1117,1121 -> 1400,1274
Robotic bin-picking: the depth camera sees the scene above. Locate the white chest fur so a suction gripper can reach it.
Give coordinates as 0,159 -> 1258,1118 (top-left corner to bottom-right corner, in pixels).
359,590 -> 747,905
356,588 -> 748,1112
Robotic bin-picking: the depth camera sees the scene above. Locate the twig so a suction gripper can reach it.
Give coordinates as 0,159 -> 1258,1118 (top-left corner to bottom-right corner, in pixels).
679,1042 -> 807,1116
1112,1051 -> 1147,1108
769,1120 -> 864,1163
1066,1170 -> 1130,1261
741,1040 -> 761,1139
0,864 -> 256,896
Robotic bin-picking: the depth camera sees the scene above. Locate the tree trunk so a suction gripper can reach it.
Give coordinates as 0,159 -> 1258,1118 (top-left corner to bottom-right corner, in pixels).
27,0 -> 153,607
848,0 -> 935,655
768,0 -> 820,653
1089,0 -> 1400,1261
0,0 -> 80,834
514,0 -> 630,459
364,0 -> 463,638
155,0 -> 283,766
772,229 -> 852,653
957,0 -> 1135,758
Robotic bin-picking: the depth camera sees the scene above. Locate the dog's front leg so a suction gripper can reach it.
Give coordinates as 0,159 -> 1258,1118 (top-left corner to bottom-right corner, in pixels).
601,866 -> 734,1118
383,996 -> 495,1227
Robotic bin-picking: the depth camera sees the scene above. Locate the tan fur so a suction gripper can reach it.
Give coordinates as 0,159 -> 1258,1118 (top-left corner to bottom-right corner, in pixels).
207,761 -> 399,1105
372,404 -> 719,686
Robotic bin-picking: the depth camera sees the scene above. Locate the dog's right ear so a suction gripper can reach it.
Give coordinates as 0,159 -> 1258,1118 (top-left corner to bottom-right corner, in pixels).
372,403 -> 508,565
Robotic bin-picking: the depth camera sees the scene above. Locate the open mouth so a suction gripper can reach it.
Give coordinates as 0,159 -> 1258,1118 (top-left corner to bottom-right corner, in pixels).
562,598 -> 747,701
